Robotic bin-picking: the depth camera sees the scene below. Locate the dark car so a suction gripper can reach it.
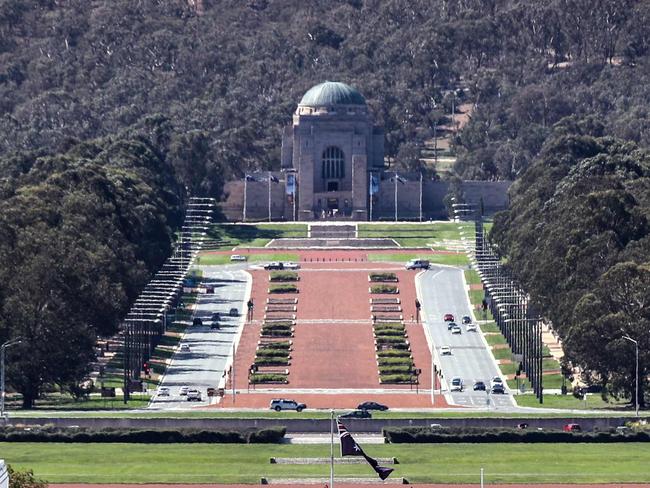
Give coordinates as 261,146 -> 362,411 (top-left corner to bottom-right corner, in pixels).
473,380 -> 486,391
192,317 -> 202,326
517,422 -> 529,430
211,312 -> 221,322
339,409 -> 372,419
491,384 -> 506,394
563,423 -> 582,432
210,321 -> 220,330
462,315 -> 472,324
357,401 -> 388,411
447,321 -> 457,330
264,262 -> 284,270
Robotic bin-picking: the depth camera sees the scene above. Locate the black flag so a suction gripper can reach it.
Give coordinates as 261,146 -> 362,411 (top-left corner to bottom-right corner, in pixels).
337,420 -> 394,480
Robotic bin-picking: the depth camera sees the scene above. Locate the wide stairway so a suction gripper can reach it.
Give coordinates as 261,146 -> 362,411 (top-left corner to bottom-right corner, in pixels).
309,224 -> 357,239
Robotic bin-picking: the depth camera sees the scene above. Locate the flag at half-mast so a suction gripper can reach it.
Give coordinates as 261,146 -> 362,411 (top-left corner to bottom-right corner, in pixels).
337,420 -> 394,480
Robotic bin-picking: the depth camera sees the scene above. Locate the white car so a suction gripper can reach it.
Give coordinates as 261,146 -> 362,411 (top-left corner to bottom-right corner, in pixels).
180,343 -> 191,352
451,325 -> 462,334
187,389 -> 202,401
466,323 -> 477,332
450,377 -> 464,392
230,254 -> 247,261
491,377 -> 504,388
157,387 -> 170,397
284,262 -> 301,270
441,345 -> 452,355
179,386 -> 189,396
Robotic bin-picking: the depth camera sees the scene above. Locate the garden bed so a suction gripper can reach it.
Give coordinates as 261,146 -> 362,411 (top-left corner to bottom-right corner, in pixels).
368,272 -> 398,282
269,271 -> 300,282
369,284 -> 399,294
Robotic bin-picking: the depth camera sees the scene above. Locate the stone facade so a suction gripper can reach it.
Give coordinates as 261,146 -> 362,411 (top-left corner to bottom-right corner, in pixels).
217,81 -> 511,222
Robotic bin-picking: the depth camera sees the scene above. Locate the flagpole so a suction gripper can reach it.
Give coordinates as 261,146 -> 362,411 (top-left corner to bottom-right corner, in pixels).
330,410 -> 335,488
243,175 -> 248,222
268,171 -> 272,222
369,172 -> 373,222
419,172 -> 423,222
394,172 -> 398,222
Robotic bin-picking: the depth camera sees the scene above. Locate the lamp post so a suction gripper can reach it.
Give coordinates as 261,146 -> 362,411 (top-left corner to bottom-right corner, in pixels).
1,339 -> 22,418
622,335 -> 639,417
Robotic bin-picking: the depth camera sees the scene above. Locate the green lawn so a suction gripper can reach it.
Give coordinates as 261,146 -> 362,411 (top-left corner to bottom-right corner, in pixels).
367,253 -> 469,266
4,442 -> 650,483
358,222 -> 473,248
515,393 -> 630,410
464,269 -> 481,285
198,252 -> 300,266
205,223 -> 308,249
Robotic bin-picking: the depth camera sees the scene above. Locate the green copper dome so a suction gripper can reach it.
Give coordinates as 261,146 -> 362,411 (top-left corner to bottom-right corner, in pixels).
299,81 -> 366,106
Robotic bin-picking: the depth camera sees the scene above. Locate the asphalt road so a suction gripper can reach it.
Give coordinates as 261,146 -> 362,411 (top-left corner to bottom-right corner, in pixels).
150,266 -> 249,409
418,266 -> 515,409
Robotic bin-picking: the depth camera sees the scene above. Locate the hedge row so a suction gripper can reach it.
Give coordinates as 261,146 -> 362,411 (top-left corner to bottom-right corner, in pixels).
269,284 -> 298,293
254,356 -> 289,366
370,284 -> 398,294
383,427 -> 650,443
377,350 -> 411,358
379,365 -> 413,375
0,426 -> 286,443
380,374 -> 414,383
260,329 -> 292,337
256,348 -> 290,357
249,373 -> 288,384
375,329 -> 405,337
376,336 -> 409,344
262,322 -> 293,331
374,323 -> 404,331
269,271 -> 299,282
259,341 -> 291,350
378,356 -> 414,366
369,272 -> 398,282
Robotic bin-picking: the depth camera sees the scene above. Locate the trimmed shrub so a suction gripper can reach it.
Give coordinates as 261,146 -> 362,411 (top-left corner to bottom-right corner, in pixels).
256,348 -> 290,357
374,323 -> 405,331
377,349 -> 411,358
375,336 -> 408,344
262,322 -> 292,331
254,356 -> 289,366
377,342 -> 410,350
269,284 -> 298,293
260,328 -> 292,337
249,373 -> 288,384
258,341 -> 291,350
369,272 -> 398,282
269,271 -> 299,282
379,365 -> 414,374
370,284 -> 398,294
246,426 -> 287,443
374,329 -> 404,337
378,357 -> 414,366
380,374 -> 414,383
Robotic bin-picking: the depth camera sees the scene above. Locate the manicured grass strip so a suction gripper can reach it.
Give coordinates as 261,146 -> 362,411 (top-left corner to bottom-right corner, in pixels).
479,321 -> 500,333
205,223 -> 308,249
368,253 -> 469,266
197,252 -> 300,266
464,269 -> 482,285
4,443 -> 650,483
358,222 -> 473,248
515,393 -> 628,410
485,334 -> 507,346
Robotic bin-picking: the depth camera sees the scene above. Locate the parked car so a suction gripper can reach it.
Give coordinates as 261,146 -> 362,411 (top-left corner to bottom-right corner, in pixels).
339,409 -> 372,419
270,398 -> 306,412
284,262 -> 301,270
356,401 -> 388,411
473,380 -> 486,391
462,315 -> 472,324
206,387 -> 216,397
443,313 -> 455,322
451,325 -> 462,334
211,312 -> 221,321
187,389 -> 202,401
466,323 -> 478,332
230,254 -> 248,261
450,377 -> 464,392
563,423 -> 582,432
180,344 -> 191,352
157,387 -> 170,397
264,262 -> 284,270
447,321 -> 457,330
229,307 -> 239,317
179,386 -> 189,396
405,259 -> 430,270
210,321 -> 220,330
441,345 -> 452,355
192,317 -> 202,326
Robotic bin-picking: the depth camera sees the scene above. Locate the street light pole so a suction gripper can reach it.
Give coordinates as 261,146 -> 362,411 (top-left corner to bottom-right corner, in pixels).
622,335 -> 639,417
1,339 -> 22,418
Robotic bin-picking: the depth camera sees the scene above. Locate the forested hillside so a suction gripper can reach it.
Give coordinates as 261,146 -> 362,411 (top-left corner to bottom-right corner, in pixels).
2,0 -> 649,192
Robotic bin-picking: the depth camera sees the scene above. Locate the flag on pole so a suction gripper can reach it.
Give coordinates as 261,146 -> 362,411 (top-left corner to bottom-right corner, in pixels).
392,174 -> 407,184
286,173 -> 296,195
369,173 -> 379,195
337,420 -> 394,480
245,174 -> 256,182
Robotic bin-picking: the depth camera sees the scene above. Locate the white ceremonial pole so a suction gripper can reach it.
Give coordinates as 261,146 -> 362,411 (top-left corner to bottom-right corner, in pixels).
394,174 -> 398,222
330,410 -> 335,488
419,172 -> 423,222
369,172 -> 373,222
268,171 -> 272,222
243,175 -> 248,222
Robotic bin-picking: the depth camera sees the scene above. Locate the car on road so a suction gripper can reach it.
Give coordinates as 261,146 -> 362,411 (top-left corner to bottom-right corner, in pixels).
211,312 -> 221,321
157,387 -> 170,397
563,423 -> 582,432
229,307 -> 239,317
441,345 -> 452,355
466,323 -> 477,332
230,254 -> 248,261
405,259 -> 430,270
210,321 -> 220,330
462,315 -> 472,324
491,376 -> 503,387
284,262 -> 301,270
264,262 -> 285,270
270,398 -> 306,412
187,389 -> 202,401
356,401 -> 388,411
444,313 -> 455,322
180,343 -> 191,352
192,317 -> 202,326
450,377 -> 464,392
473,380 -> 486,391
179,386 -> 189,396
491,384 -> 506,394
451,325 -> 462,334
339,409 -> 372,419
517,422 -> 529,430
447,321 -> 457,330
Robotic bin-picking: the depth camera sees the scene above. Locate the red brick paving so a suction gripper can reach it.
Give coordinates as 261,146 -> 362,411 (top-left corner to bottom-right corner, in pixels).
211,250 -> 449,409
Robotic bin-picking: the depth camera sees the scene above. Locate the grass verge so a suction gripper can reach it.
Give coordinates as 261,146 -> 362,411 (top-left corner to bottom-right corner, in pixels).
204,224 -> 308,249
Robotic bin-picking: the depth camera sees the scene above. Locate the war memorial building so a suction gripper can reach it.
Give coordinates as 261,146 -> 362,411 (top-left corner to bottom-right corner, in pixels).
219,81 -> 510,221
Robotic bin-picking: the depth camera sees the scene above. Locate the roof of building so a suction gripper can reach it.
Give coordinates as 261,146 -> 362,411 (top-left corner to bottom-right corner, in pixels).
299,81 -> 366,106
